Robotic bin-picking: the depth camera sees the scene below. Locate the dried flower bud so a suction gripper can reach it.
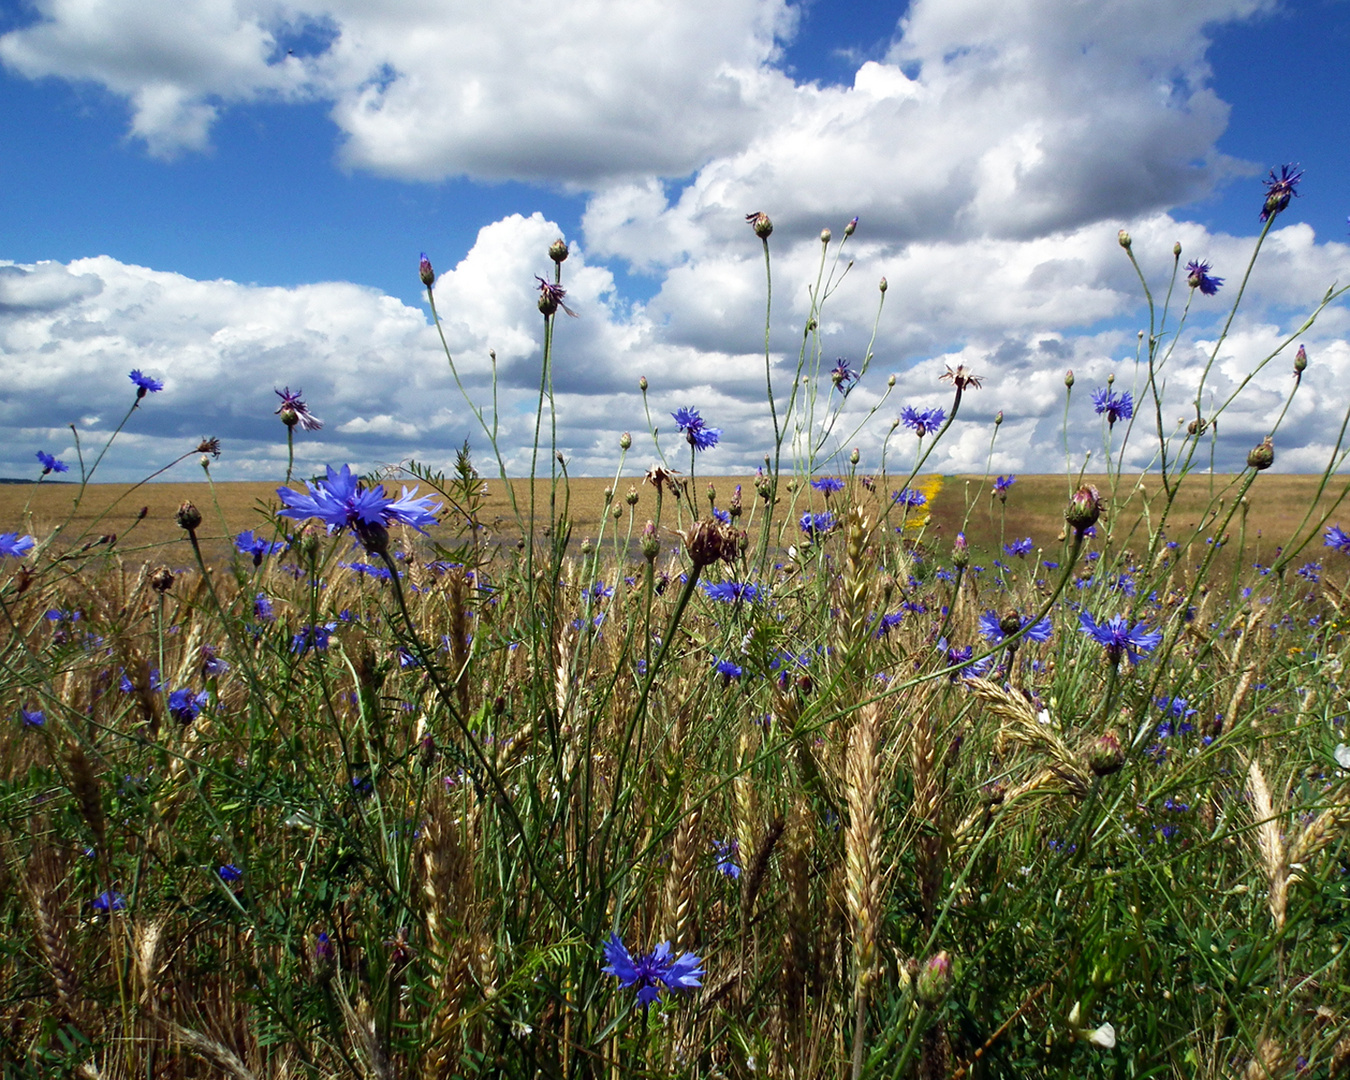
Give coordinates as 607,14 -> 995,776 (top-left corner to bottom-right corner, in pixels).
746,211 -> 773,239
625,485 -> 639,506
1247,435 -> 1274,471
1188,417 -> 1208,436
580,538 -> 594,556
1065,484 -> 1102,535
729,484 -> 742,518
1087,731 -> 1126,776
619,431 -> 632,450
419,253 -> 435,287
682,517 -> 737,568
1117,229 -> 1132,250
175,501 -> 202,532
999,609 -> 1023,637
150,566 -> 175,594
548,238 -> 569,264
915,951 -> 952,1007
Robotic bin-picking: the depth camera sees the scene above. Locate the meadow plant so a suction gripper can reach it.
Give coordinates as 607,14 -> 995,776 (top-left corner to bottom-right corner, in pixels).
5,169 -> 1350,1080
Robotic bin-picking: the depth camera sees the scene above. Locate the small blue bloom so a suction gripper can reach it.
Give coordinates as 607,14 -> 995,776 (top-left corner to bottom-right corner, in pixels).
218,864 -> 243,883
36,451 -> 68,475
236,530 -> 286,564
714,658 -> 743,682
1092,388 -> 1133,425
900,405 -> 945,437
277,465 -> 441,539
1078,611 -> 1162,664
200,645 -> 229,678
811,476 -> 845,495
1185,260 -> 1224,296
20,709 -> 45,727
799,511 -> 836,539
671,407 -> 721,452
713,839 -> 741,879
703,581 -> 761,603
1325,524 -> 1350,555
892,488 -> 927,508
710,506 -> 731,524
1004,537 -> 1034,557
1260,163 -> 1302,221
254,593 -> 275,622
129,369 -> 164,397
291,622 -> 337,654
168,688 -> 208,724
0,533 -> 36,558
993,474 -> 1016,497
830,358 -> 859,393
92,890 -> 127,912
602,934 -> 704,1006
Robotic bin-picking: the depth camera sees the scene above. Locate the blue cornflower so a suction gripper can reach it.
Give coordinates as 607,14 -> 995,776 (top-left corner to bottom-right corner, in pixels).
1185,260 -> 1224,296
1004,537 -> 1034,557
235,530 -> 286,564
277,465 -> 441,548
713,839 -> 741,879
799,511 -> 836,540
0,533 -> 36,558
274,387 -> 323,432
1155,696 -> 1197,721
993,474 -> 1016,499
831,359 -> 859,394
1325,524 -> 1350,555
20,709 -> 45,727
291,622 -> 338,655
254,593 -> 275,622
1260,163 -> 1302,221
36,451 -> 68,475
218,864 -> 243,884
200,645 -> 229,678
938,639 -> 990,680
978,611 -> 1052,645
704,581 -> 761,603
711,506 -> 731,524
900,405 -> 945,437
92,890 -> 127,912
168,688 -> 208,724
671,407 -> 720,452
1078,611 -> 1162,665
129,369 -> 163,398
874,611 -> 904,637
1297,562 -> 1321,582
811,476 -> 845,495
714,658 -> 743,682
1092,388 -> 1133,425
602,934 -> 704,1006
892,488 -> 927,508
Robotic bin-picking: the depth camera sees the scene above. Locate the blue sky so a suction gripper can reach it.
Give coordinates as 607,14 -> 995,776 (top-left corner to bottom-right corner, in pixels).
2,0 -> 1348,482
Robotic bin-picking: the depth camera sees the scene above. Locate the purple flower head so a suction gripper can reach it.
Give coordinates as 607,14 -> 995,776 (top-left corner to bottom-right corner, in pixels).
979,610 -> 1053,645
892,488 -> 927,508
129,369 -> 163,399
811,476 -> 845,495
200,644 -> 230,678
938,639 -> 991,680
236,530 -> 286,565
36,451 -> 68,475
993,474 -> 1015,499
710,506 -> 731,524
92,890 -> 127,912
704,581 -> 761,603
831,358 -> 859,393
671,407 -> 721,452
291,622 -> 337,655
418,252 -> 435,287
535,276 -> 577,317
799,511 -> 836,540
713,839 -> 741,878
218,863 -> 243,884
1324,524 -> 1350,555
1004,537 -> 1034,558
1261,163 -> 1302,222
602,934 -> 704,1006
1078,610 -> 1162,665
168,688 -> 208,724
20,709 -> 45,727
901,405 -> 946,437
1092,388 -> 1133,425
254,592 -> 275,622
275,387 -> 324,432
0,533 -> 36,559
277,465 -> 442,551
714,657 -> 743,682
1185,260 -> 1224,296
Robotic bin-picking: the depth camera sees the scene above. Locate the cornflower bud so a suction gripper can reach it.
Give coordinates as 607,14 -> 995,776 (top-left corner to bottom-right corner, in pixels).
1173,241 -> 1182,257
746,211 -> 773,239
625,485 -> 639,506
1117,229 -> 1132,250
999,609 -> 1022,637
879,276 -> 888,293
1294,344 -> 1308,374
820,228 -> 832,244
419,253 -> 435,287
915,952 -> 953,1007
619,431 -> 632,450
850,447 -> 860,465
176,501 -> 202,533
549,238 -> 569,264
150,566 -> 175,594
581,538 -> 594,556
603,486 -> 613,504
952,531 -> 969,569
994,410 -> 1004,426
887,373 -> 895,387
640,520 -> 660,562
729,484 -> 742,518
1087,731 -> 1125,776
845,216 -> 858,236
612,505 -> 622,520
1247,436 -> 1274,471
1065,484 -> 1102,535
279,407 -> 298,428
1065,369 -> 1075,388
639,376 -> 648,393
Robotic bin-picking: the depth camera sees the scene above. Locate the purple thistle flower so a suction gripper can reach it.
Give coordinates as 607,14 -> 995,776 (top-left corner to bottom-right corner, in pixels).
1324,524 -> 1350,555
1185,260 -> 1224,296
36,451 -> 68,475
277,465 -> 442,550
1092,388 -> 1133,425
671,407 -> 721,452
811,476 -> 845,495
1261,163 -> 1302,222
1078,611 -> 1163,665
0,533 -> 36,558
602,933 -> 704,1006
831,358 -> 859,393
275,387 -> 324,432
900,405 -> 946,437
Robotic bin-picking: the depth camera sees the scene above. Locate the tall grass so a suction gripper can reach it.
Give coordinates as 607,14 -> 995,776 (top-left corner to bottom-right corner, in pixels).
4,182 -> 1350,1079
